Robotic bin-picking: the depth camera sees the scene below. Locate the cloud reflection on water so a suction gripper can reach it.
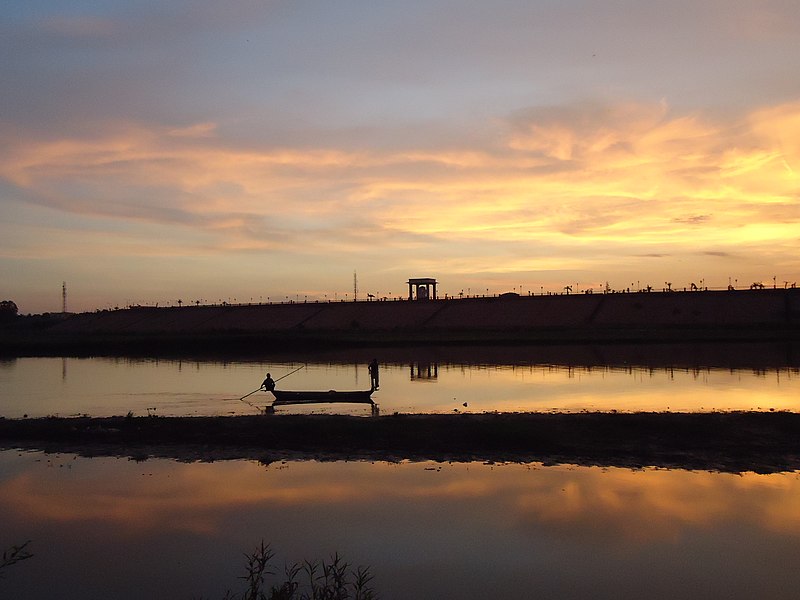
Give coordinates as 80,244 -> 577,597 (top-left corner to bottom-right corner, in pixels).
3,453 -> 800,598
3,353 -> 800,418
3,455 -> 800,542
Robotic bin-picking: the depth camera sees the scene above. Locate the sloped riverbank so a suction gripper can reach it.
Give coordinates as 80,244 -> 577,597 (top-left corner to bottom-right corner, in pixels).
3,288 -> 799,355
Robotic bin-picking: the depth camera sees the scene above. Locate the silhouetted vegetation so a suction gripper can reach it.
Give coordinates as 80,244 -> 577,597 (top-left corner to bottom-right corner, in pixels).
0,539 -> 374,598
0,301 -> 18,321
0,541 -> 32,578
223,542 -> 376,600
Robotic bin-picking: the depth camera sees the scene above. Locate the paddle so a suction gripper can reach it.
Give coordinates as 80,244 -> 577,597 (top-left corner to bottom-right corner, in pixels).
238,365 -> 305,401
239,387 -> 262,401
274,364 -> 305,383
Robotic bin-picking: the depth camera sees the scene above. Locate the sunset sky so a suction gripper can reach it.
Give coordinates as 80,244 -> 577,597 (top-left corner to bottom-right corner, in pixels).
2,1 -> 800,313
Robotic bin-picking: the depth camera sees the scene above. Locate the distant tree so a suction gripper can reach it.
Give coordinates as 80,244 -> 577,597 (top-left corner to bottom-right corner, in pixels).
0,300 -> 19,321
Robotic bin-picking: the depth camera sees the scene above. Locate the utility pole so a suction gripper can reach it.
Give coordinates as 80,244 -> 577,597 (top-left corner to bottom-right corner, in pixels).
62,281 -> 67,313
353,270 -> 358,301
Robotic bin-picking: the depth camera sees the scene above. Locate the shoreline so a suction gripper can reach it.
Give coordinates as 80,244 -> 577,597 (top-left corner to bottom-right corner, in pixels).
3,337 -> 800,372
3,326 -> 800,357
3,412 -> 800,474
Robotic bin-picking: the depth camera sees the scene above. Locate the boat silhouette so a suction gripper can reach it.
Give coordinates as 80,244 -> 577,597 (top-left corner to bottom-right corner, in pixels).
270,388 -> 375,406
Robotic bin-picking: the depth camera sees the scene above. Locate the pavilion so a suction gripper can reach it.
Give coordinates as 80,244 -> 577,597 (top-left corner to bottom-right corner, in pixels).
407,277 -> 438,300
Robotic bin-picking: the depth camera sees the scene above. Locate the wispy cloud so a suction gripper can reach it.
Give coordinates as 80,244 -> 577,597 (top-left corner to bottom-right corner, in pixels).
4,94 -> 800,307
3,100 -> 800,261
3,1 -> 800,311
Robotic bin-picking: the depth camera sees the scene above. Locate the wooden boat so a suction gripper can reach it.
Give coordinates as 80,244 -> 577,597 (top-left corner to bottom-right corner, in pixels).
271,389 -> 375,406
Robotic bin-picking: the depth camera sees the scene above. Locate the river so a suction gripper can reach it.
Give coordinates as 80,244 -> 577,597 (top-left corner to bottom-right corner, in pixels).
2,451 -> 800,599
2,346 -> 800,598
2,351 -> 800,418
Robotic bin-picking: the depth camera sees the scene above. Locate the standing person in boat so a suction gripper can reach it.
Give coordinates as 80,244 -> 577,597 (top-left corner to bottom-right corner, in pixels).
368,359 -> 379,390
261,373 -> 275,392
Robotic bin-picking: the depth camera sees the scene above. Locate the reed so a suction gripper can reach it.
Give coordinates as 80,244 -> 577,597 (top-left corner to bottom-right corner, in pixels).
0,541 -> 33,579
228,541 -> 376,600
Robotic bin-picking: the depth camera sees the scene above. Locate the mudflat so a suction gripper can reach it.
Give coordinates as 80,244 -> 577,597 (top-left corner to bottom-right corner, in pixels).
2,411 -> 799,474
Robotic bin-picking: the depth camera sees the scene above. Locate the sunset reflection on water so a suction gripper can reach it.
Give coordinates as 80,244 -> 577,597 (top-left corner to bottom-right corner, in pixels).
2,451 -> 800,599
2,356 -> 800,418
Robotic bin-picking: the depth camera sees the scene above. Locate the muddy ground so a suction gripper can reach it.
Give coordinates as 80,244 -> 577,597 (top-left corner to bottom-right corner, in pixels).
2,411 -> 800,473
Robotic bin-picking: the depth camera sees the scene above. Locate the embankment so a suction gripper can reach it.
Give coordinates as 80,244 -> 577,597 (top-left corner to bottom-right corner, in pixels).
2,288 -> 799,355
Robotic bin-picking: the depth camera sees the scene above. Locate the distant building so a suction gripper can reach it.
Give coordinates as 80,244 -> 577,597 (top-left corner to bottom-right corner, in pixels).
407,278 -> 438,300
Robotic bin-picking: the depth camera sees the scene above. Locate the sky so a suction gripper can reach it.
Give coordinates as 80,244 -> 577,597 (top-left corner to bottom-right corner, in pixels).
2,0 -> 800,313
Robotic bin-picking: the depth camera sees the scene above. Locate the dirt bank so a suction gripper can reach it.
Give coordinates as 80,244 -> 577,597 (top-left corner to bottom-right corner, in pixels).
2,412 -> 800,474
3,288 -> 799,355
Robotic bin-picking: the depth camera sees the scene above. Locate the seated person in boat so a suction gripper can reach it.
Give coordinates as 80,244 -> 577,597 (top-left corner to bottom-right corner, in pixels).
261,373 -> 275,392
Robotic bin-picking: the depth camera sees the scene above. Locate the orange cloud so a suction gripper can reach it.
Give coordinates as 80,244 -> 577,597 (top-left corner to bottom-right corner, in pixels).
2,99 -> 799,302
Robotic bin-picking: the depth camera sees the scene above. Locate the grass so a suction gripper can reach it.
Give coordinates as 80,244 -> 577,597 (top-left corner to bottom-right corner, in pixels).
2,540 -> 375,598
0,541 -> 33,579
225,541 -> 377,600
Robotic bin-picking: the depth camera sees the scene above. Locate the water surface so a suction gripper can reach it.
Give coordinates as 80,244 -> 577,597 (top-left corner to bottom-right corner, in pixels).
2,450 -> 800,599
2,354 -> 800,418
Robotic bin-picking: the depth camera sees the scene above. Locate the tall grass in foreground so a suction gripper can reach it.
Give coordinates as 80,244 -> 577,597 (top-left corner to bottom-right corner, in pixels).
223,541 -> 376,600
0,541 -> 33,578
0,540 -> 376,599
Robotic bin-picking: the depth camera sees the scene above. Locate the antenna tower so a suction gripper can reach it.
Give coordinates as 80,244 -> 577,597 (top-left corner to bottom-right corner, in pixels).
62,281 -> 67,313
354,270 -> 358,301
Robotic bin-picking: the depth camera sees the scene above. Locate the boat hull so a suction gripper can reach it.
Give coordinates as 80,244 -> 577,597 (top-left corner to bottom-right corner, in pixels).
271,389 -> 374,406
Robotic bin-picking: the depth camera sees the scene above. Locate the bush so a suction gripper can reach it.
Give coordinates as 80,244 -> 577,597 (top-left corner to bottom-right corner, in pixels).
0,301 -> 18,321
